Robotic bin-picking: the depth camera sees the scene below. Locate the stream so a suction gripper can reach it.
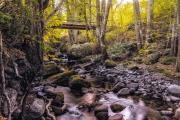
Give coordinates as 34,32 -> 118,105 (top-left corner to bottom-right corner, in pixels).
40,54 -> 180,120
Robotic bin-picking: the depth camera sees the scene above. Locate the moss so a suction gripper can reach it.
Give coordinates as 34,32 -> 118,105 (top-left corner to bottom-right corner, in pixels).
0,11 -> 12,24
48,70 -> 75,86
71,75 -> 83,81
43,63 -> 60,78
105,59 -> 117,68
133,57 -> 143,64
51,57 -> 63,63
52,92 -> 64,107
160,57 -> 176,65
69,75 -> 91,91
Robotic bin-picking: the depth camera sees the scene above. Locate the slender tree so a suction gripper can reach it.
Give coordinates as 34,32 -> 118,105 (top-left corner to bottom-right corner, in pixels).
176,0 -> 180,72
146,0 -> 154,43
96,0 -> 112,60
133,0 -> 143,48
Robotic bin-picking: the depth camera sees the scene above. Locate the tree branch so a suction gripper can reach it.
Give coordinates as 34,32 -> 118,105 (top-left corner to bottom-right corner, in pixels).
45,0 -> 65,23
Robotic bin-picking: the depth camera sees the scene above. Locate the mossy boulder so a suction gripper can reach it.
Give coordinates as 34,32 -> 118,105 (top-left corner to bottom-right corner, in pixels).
69,75 -> 91,92
105,59 -> 117,68
52,92 -> 64,107
68,43 -> 99,58
48,70 -> 75,86
43,63 -> 61,78
144,52 -> 161,64
160,56 -> 176,65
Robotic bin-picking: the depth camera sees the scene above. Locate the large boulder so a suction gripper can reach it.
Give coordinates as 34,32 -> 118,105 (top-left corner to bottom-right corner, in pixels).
68,43 -> 99,58
145,52 -> 161,64
43,63 -> 61,78
69,75 -> 91,92
167,85 -> 180,97
25,98 -> 45,120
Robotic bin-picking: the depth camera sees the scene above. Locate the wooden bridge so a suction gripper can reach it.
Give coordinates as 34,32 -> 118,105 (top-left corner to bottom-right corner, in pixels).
50,21 -> 96,30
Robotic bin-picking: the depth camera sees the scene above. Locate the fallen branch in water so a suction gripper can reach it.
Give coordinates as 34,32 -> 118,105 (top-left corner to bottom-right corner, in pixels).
46,99 -> 56,120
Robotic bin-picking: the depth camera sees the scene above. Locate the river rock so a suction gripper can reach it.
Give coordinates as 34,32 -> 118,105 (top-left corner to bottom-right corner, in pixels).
160,110 -> 173,116
175,108 -> 180,120
25,98 -> 45,119
117,88 -> 130,96
109,114 -> 123,120
167,85 -> 180,97
161,116 -> 171,120
94,105 -> 108,115
127,82 -> 139,91
169,95 -> 180,102
69,75 -> 91,92
112,82 -> 125,93
110,103 -> 124,113
96,112 -> 109,120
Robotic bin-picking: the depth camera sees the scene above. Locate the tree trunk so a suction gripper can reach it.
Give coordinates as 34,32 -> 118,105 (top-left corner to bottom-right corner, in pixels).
133,0 -> 143,48
146,0 -> 154,43
176,25 -> 180,72
176,0 -> 180,72
96,0 -> 111,60
0,32 -> 11,120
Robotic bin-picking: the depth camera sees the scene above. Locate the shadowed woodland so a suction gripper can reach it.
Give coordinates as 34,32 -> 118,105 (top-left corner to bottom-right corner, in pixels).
2,0 -> 180,120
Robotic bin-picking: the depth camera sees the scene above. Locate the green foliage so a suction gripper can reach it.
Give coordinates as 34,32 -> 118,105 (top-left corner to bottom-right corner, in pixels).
104,59 -> 117,68
160,56 -> 176,65
0,12 -> 12,24
108,42 -> 137,58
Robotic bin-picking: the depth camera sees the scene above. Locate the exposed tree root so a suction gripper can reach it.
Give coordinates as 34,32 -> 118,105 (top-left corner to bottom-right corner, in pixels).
46,99 -> 56,120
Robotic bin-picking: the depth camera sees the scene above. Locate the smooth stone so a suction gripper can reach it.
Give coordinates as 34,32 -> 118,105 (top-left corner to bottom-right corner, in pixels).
112,82 -> 125,93
96,112 -> 109,120
109,114 -> 123,120
168,85 -> 180,97
94,105 -> 108,115
110,103 -> 124,113
117,88 -> 130,96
